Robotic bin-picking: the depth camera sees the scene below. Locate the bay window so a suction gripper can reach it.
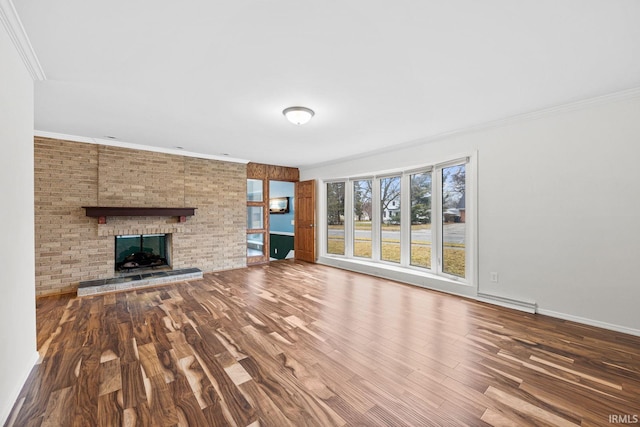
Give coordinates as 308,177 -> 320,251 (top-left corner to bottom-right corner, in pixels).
323,156 -> 471,282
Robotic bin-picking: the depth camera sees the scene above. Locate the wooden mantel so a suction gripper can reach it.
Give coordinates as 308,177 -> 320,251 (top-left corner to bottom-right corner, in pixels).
82,206 -> 196,224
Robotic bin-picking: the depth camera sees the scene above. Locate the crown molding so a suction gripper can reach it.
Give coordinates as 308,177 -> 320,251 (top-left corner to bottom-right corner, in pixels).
34,131 -> 251,164
0,0 -> 45,80
303,85 -> 640,171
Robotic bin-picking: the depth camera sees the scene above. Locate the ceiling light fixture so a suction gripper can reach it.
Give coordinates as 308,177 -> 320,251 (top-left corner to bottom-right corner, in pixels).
283,106 -> 314,125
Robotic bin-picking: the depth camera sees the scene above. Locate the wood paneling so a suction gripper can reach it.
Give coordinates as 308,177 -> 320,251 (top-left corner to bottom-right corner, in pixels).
246,163 -> 300,266
246,162 -> 299,182
9,261 -> 640,426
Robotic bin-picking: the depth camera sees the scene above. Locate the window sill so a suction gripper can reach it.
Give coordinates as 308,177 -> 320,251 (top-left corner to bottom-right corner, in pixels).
318,255 -> 476,299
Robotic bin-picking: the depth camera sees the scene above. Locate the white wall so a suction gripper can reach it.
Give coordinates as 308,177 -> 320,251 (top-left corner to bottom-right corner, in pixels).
0,22 -> 37,424
301,92 -> 640,335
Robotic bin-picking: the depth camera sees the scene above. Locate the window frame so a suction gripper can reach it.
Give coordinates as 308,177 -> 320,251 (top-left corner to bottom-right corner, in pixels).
378,174 -> 403,265
351,178 -> 374,260
434,160 -> 468,281
325,180 -> 347,257
321,154 -> 475,287
408,167 -> 433,270
246,178 -> 267,261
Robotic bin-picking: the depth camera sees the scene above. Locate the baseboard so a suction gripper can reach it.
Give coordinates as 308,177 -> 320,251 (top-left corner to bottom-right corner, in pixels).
476,292 -> 537,314
537,308 -> 640,337
318,257 -> 639,337
1,350 -> 39,426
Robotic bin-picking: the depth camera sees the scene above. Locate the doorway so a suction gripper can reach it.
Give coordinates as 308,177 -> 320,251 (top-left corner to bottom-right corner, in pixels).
269,180 -> 295,260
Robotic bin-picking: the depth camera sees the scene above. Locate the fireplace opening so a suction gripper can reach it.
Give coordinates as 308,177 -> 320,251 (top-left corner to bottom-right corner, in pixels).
115,234 -> 170,272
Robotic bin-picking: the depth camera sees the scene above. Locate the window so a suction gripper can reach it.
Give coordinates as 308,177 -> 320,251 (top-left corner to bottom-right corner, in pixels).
410,171 -> 431,269
247,206 -> 264,230
326,182 -> 345,255
323,156 -> 471,283
353,180 -> 372,258
380,176 -> 401,263
247,179 -> 263,202
441,164 -> 466,278
246,233 -> 264,257
246,179 -> 266,258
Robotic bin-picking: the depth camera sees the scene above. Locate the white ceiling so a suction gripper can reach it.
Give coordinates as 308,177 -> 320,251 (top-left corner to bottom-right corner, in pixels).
12,0 -> 640,167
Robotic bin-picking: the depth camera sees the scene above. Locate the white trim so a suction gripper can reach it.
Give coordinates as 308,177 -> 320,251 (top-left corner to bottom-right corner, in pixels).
34,131 -> 250,164
315,152 -> 472,191
537,308 -> 640,338
318,258 -> 640,337
321,152 -> 476,287
0,350 -> 38,426
318,256 -> 477,298
371,177 -> 381,261
348,175 -> 375,182
400,173 -> 411,267
404,166 -> 433,176
477,293 -> 537,314
433,164 -> 443,275
435,156 -> 470,169
0,0 -> 45,80
344,181 -> 353,258
306,86 -> 640,170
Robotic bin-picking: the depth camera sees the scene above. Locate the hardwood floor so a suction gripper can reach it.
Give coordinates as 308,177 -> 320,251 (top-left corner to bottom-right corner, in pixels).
6,260 -> 640,426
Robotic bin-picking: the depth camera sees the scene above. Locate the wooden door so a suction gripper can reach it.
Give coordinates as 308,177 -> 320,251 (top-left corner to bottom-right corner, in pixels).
295,180 -> 316,262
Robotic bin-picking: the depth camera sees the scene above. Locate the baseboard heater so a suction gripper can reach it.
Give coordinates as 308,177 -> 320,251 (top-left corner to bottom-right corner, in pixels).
477,292 -> 537,314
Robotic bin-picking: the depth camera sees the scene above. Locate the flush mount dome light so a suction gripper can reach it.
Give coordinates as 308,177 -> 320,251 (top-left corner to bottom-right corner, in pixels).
283,106 -> 314,125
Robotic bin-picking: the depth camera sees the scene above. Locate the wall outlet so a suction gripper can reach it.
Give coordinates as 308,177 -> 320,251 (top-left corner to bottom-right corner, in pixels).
291,220 -> 295,225
275,248 -> 278,254
490,272 -> 499,283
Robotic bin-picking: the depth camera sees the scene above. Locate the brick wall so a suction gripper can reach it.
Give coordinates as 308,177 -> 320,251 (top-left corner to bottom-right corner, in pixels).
34,137 -> 247,295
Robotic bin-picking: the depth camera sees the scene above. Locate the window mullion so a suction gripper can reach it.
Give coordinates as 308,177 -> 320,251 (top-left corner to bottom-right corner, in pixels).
345,181 -> 354,257
371,178 -> 381,261
433,169 -> 443,274
400,173 -> 411,266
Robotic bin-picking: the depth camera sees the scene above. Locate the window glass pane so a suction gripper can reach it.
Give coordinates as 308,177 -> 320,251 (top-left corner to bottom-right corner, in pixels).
326,182 -> 345,255
441,164 -> 466,277
247,179 -> 263,201
410,172 -> 432,268
380,176 -> 401,263
353,180 -> 372,258
247,206 -> 263,229
247,233 -> 264,256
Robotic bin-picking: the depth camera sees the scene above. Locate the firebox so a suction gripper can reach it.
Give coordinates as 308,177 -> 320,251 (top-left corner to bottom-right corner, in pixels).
115,234 -> 170,272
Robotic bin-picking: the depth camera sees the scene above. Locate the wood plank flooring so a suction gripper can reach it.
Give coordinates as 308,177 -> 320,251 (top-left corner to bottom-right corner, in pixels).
6,260 -> 640,426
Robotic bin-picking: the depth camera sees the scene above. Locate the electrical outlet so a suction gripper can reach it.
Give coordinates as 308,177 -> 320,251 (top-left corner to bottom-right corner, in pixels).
275,248 -> 278,254
490,272 -> 499,283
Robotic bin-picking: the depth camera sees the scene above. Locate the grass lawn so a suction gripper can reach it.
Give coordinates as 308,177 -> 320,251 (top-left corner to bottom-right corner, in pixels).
327,238 -> 464,277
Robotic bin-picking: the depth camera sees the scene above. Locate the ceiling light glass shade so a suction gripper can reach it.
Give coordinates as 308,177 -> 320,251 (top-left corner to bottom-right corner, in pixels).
283,106 -> 314,125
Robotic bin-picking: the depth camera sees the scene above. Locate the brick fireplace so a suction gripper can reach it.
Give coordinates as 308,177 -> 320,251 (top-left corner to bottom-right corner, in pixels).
34,137 -> 248,296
